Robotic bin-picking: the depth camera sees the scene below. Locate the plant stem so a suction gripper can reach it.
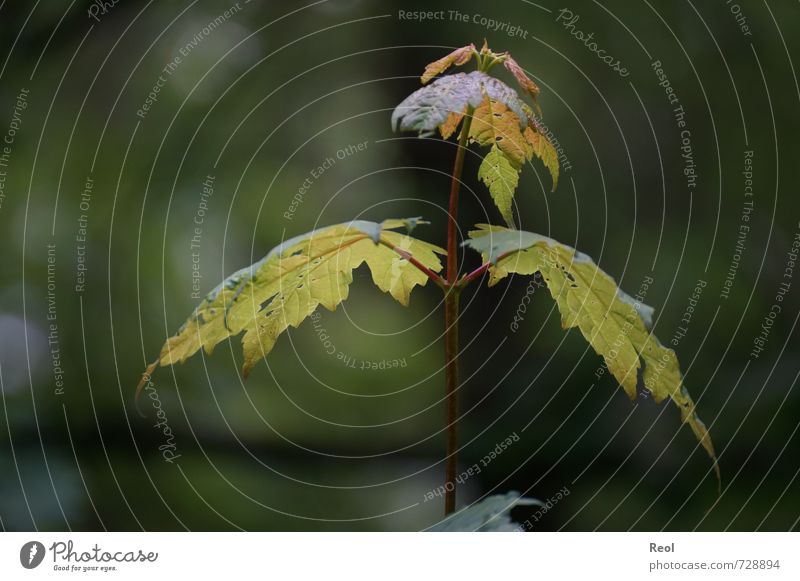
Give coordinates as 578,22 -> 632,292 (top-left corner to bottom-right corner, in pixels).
456,252 -> 514,289
377,239 -> 446,289
443,105 -> 474,515
443,285 -> 460,515
459,262 -> 492,287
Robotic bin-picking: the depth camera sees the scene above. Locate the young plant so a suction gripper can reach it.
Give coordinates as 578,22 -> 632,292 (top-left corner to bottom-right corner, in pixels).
138,42 -> 718,517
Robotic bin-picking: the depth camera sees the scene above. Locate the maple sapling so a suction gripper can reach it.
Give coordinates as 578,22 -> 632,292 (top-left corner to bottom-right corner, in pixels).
139,42 -> 718,517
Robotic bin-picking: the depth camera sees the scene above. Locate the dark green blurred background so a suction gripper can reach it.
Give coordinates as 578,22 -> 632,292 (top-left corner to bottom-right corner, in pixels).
1,0 -> 798,531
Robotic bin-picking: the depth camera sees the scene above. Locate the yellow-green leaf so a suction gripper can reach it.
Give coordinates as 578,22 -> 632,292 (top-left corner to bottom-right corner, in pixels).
524,126 -> 559,191
464,224 -> 718,479
477,146 -> 520,228
421,44 -> 476,84
141,219 -> 444,384
470,98 -> 529,166
469,97 -> 560,223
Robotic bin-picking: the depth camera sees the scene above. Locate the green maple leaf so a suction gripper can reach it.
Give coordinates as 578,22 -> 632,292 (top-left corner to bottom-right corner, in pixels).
470,98 -> 559,226
138,219 -> 444,390
524,124 -> 559,191
477,144 -> 520,228
464,224 -> 719,481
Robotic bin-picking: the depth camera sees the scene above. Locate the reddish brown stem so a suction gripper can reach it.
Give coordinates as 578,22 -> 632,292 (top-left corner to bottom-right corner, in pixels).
457,252 -> 515,289
443,286 -> 460,515
446,105 -> 475,285
459,262 -> 492,287
377,239 -> 446,289
443,105 -> 474,515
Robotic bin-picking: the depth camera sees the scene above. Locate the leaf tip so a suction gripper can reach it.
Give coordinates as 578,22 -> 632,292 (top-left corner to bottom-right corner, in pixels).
420,44 -> 476,84
401,216 -> 425,235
